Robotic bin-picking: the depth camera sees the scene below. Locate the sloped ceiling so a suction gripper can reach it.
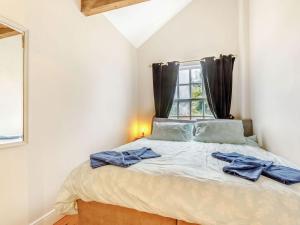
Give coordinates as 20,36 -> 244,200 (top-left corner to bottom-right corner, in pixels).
103,0 -> 192,48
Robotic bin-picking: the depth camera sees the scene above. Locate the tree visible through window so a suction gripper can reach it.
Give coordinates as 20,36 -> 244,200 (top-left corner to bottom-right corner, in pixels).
169,63 -> 214,120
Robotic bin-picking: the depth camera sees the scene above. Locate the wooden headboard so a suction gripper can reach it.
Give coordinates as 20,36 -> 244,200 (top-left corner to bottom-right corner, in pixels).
152,118 -> 253,137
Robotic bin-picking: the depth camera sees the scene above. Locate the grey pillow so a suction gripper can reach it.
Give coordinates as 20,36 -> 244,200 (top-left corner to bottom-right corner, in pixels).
245,135 -> 259,147
194,120 -> 246,144
148,122 -> 193,142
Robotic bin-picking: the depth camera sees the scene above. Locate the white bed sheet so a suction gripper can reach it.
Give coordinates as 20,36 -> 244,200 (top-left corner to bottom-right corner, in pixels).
55,139 -> 300,225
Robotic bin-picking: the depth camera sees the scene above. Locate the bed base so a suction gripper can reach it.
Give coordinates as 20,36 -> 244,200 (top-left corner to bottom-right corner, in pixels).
77,200 -> 199,225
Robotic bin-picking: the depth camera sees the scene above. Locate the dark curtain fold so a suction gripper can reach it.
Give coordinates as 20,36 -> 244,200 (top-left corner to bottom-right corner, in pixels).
152,62 -> 179,118
201,55 -> 235,119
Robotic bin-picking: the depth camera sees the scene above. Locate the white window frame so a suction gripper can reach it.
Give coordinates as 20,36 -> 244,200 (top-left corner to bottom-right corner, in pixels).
169,62 -> 214,120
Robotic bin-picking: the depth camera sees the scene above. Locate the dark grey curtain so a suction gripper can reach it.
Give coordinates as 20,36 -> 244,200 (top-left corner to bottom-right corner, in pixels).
152,62 -> 179,118
201,55 -> 235,119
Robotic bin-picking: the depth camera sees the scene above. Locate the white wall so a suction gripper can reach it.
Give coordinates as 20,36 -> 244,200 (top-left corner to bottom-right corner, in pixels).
103,0 -> 192,48
0,0 -> 138,224
3,0 -> 300,224
238,0 -> 250,119
249,0 -> 300,165
0,35 -> 23,137
137,0 -> 240,129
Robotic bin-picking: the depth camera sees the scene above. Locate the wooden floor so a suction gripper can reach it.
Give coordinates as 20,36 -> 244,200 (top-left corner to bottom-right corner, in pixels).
54,215 -> 78,225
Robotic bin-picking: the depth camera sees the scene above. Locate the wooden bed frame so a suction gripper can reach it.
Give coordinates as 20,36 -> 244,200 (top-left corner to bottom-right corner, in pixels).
77,200 -> 198,225
76,118 -> 253,225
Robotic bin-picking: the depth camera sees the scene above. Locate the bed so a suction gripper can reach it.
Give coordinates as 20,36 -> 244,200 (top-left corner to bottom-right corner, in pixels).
55,119 -> 300,225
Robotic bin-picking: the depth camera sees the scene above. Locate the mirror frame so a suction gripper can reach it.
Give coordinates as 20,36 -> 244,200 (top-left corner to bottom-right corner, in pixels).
0,16 -> 28,149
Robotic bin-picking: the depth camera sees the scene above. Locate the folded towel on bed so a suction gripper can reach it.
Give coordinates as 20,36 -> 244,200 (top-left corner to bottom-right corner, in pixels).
263,165 -> 300,185
212,152 -> 300,185
223,157 -> 273,181
90,147 -> 161,169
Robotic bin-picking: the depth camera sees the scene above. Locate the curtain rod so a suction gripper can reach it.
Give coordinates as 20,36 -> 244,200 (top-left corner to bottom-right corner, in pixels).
148,54 -> 237,67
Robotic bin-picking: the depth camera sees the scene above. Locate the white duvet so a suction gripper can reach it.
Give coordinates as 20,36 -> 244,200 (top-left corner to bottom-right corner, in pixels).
55,139 -> 300,225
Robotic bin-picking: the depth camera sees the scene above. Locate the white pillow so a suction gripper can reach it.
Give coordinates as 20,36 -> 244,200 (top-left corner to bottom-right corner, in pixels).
148,122 -> 193,142
194,120 -> 246,144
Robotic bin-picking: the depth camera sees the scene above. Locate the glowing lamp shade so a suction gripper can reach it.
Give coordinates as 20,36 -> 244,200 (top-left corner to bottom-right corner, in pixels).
129,120 -> 151,141
140,125 -> 148,137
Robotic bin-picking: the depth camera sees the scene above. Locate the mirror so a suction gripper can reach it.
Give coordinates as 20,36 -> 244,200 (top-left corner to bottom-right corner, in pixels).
0,18 -> 27,147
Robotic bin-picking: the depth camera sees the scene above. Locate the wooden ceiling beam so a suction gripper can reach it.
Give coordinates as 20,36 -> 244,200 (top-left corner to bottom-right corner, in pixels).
0,24 -> 21,39
81,0 -> 148,16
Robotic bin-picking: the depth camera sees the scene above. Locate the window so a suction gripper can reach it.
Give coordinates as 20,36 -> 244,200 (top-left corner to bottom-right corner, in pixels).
169,63 -> 214,120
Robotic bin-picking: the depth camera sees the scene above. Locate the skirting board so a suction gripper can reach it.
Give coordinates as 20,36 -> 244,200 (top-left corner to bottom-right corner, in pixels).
29,209 -> 63,225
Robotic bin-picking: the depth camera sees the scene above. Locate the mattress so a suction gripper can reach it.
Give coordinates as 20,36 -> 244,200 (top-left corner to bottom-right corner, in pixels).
55,139 -> 300,225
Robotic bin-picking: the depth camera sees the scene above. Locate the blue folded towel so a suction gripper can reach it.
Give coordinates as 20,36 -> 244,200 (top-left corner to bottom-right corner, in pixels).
90,147 -> 161,169
223,158 -> 273,181
212,152 -> 300,185
263,165 -> 300,185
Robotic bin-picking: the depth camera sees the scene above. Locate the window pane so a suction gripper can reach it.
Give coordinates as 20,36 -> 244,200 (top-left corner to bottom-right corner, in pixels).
169,63 -> 214,120
179,85 -> 190,99
191,68 -> 201,83
178,117 -> 190,120
179,101 -> 190,116
179,70 -> 189,84
169,103 -> 177,117
174,87 -> 178,99
192,100 -> 203,116
204,101 -> 213,117
191,84 -> 203,98
191,117 -> 202,120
